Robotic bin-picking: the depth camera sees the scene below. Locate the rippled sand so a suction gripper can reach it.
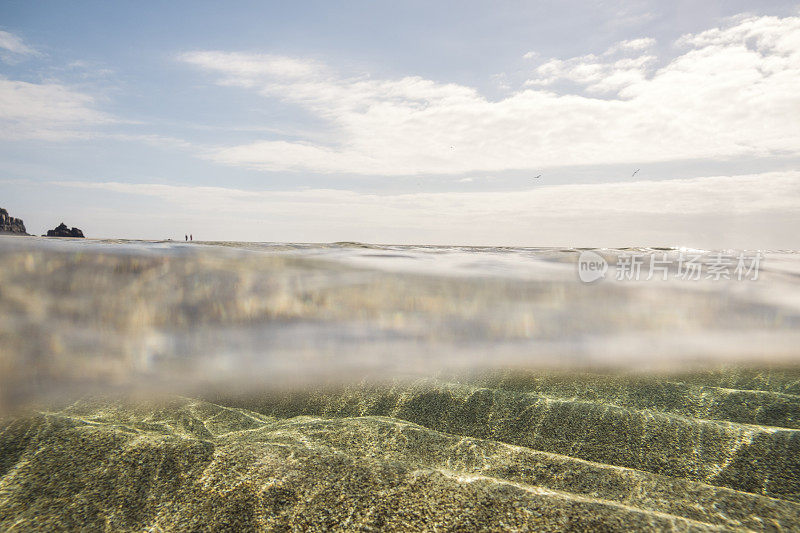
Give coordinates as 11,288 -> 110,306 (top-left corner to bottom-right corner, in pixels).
3,371 -> 800,531
1,237 -> 799,530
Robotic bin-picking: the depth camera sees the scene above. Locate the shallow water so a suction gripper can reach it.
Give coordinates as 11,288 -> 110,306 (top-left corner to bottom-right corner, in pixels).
2,237 -> 800,530
3,371 -> 800,530
1,236 -> 799,410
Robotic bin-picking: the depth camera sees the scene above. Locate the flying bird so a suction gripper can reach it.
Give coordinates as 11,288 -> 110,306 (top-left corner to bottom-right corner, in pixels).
533,174 -> 542,179
632,169 -> 640,177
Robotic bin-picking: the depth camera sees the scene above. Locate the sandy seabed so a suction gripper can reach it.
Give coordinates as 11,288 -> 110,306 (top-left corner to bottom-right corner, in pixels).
2,369 -> 800,532
2,239 -> 800,530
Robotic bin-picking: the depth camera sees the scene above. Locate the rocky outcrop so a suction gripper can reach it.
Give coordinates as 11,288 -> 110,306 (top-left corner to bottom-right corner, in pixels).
0,208 -> 28,235
43,222 -> 84,238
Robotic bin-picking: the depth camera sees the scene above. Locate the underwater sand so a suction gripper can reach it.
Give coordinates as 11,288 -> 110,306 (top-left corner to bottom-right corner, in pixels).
3,372 -> 800,531
1,238 -> 799,530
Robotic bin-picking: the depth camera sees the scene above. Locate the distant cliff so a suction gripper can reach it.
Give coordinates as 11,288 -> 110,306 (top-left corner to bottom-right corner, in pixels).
0,208 -> 28,235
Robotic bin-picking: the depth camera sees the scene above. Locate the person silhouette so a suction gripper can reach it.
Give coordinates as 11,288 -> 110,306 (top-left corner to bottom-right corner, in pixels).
190,234 -> 193,241
185,234 -> 188,241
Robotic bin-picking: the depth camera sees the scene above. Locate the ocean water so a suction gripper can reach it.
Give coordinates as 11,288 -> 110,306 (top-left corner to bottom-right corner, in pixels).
1,236 -> 799,408
1,236 -> 800,530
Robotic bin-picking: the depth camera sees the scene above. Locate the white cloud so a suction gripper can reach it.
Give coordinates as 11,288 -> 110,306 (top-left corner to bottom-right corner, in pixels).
182,15 -> 800,176
50,171 -> 800,219
605,37 -> 656,54
34,172 -> 800,245
105,133 -> 194,150
5,170 -> 796,246
527,51 -> 657,93
0,78 -> 113,140
181,51 -> 322,85
35,170 -> 798,247
0,30 -> 39,62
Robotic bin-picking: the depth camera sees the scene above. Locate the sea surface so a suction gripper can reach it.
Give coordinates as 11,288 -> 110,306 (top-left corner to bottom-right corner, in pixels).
1,236 -> 800,530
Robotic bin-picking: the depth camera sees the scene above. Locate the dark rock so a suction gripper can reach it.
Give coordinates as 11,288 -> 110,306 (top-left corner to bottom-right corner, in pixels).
0,208 -> 28,235
44,222 -> 85,238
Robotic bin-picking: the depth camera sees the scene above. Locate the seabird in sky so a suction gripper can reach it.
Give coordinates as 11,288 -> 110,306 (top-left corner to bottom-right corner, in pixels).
632,169 -> 640,177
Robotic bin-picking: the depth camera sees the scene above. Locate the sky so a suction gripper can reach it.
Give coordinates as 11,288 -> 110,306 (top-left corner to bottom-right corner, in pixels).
1,0 -> 799,248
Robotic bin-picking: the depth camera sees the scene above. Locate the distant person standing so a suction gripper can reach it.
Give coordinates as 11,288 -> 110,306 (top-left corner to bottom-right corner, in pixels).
190,234 -> 193,241
185,234 -> 188,241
